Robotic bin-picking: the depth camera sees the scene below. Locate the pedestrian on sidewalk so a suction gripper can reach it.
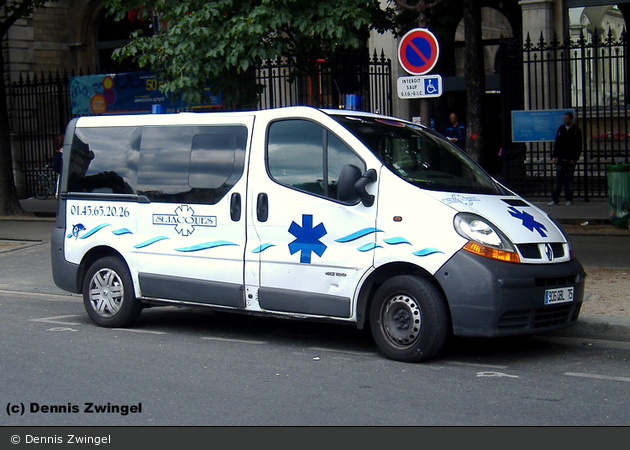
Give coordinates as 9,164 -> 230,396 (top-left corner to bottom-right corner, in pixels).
549,112 -> 582,206
52,134 -> 64,198
445,112 -> 466,150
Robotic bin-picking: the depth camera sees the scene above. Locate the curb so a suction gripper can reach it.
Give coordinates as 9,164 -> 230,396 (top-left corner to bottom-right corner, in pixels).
543,314 -> 630,342
0,216 -> 56,222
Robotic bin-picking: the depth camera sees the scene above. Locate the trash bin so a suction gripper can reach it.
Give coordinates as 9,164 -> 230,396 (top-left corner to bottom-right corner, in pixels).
607,164 -> 630,227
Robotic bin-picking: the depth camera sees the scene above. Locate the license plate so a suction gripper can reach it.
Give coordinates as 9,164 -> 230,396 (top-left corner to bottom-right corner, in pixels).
544,287 -> 574,305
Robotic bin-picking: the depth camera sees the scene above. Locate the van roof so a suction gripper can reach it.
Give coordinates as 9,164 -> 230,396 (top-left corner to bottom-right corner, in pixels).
73,106 -> 420,129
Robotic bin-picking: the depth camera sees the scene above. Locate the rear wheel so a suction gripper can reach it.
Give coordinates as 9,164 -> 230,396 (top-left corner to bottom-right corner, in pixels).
83,256 -> 141,327
369,275 -> 448,362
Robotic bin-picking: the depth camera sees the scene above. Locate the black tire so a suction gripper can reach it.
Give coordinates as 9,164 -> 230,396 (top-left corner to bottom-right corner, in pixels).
82,256 -> 141,328
369,275 -> 449,362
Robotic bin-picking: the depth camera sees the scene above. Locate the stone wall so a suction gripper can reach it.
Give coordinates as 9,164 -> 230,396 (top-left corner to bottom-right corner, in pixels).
3,0 -> 98,83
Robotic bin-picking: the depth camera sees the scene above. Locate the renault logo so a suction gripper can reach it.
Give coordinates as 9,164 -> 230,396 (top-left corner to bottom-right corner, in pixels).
544,243 -> 554,261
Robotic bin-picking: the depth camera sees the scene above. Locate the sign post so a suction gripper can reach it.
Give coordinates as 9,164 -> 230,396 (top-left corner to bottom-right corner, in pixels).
398,28 -> 440,76
397,28 -> 442,126
397,75 -> 443,99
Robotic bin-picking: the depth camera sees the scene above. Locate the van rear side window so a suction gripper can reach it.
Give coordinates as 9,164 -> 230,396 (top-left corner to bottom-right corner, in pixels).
137,125 -> 247,204
68,127 -> 141,194
67,124 -> 248,205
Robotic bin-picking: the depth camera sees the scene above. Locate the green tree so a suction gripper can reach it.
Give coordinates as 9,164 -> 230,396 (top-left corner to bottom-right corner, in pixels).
0,0 -> 58,215
105,0 -> 394,107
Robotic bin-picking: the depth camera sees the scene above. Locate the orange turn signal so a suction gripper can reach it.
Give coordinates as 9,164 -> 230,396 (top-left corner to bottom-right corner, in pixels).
463,241 -> 521,263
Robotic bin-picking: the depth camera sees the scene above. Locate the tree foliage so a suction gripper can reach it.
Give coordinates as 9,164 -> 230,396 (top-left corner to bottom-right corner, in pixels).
0,1 -> 59,216
105,0 -> 395,106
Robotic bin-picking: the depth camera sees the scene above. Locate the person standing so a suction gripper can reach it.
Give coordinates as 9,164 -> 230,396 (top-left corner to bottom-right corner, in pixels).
52,134 -> 64,198
445,112 -> 466,150
549,112 -> 582,206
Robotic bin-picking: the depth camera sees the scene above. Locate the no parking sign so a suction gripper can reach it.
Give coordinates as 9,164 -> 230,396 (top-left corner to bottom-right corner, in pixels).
398,28 -> 440,76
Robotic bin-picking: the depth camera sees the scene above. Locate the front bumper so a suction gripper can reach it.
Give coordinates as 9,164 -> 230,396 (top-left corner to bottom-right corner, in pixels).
435,249 -> 586,337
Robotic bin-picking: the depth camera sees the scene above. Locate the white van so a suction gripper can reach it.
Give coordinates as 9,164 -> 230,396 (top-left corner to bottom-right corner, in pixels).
52,106 -> 585,362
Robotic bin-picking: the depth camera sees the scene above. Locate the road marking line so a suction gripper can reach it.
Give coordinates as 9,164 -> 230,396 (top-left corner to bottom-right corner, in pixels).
477,371 -> 519,378
564,372 -> 630,383
446,361 -> 509,370
47,327 -> 78,332
29,314 -> 82,326
111,328 -> 166,335
201,337 -> 267,345
307,347 -> 378,357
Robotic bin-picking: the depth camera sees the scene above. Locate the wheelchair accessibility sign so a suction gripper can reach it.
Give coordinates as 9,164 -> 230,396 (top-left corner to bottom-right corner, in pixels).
397,75 -> 443,99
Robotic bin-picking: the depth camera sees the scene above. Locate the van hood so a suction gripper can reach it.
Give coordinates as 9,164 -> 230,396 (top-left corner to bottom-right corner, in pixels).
426,192 -> 567,244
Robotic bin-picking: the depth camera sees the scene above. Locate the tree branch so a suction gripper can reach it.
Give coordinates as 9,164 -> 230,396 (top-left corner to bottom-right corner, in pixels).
0,1 -> 37,38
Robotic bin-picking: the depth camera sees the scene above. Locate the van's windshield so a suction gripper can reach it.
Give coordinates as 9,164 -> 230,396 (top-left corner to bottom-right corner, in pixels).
333,115 -> 502,195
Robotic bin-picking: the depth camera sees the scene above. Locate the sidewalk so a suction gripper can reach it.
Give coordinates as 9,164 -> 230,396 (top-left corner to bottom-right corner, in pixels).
530,198 -> 609,224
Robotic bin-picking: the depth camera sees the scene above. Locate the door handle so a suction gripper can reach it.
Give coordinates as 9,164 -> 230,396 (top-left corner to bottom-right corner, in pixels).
230,193 -> 241,221
257,193 -> 268,222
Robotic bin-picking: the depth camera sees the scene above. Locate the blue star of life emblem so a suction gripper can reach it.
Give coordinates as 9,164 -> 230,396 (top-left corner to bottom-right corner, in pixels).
288,214 -> 327,264
507,206 -> 548,238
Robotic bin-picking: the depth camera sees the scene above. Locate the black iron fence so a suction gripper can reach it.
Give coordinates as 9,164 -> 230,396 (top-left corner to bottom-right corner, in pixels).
502,31 -> 629,199
256,51 -> 392,114
10,71 -> 73,198
9,52 -> 392,197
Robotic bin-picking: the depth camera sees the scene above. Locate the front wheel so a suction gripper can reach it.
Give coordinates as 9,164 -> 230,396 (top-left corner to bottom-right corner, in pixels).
83,256 -> 141,328
369,275 -> 449,362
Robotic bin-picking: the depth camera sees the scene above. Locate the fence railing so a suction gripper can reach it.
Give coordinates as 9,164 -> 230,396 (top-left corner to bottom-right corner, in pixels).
9,52 -> 392,197
502,31 -> 629,199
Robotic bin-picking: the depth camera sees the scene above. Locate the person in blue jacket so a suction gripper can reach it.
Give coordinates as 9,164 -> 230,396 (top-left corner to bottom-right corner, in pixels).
445,112 -> 466,150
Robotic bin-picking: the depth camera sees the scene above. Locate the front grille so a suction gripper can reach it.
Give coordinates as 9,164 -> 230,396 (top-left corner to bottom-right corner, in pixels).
533,304 -> 575,328
550,243 -> 565,258
498,303 -> 581,331
498,310 -> 530,329
517,243 -> 566,260
518,244 -> 540,259
535,276 -> 578,288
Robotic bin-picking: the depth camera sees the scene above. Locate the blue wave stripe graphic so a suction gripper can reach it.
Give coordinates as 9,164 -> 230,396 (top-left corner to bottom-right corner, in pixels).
134,236 -> 170,249
79,223 -> 111,239
383,237 -> 411,246
357,243 -> 383,252
175,241 -> 238,253
252,243 -> 275,254
66,233 -> 73,239
413,248 -> 445,257
112,228 -> 133,236
336,228 -> 384,243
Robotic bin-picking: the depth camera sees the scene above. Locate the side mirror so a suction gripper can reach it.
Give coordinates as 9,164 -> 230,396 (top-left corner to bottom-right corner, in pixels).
337,165 -> 377,207
354,168 -> 377,207
337,164 -> 362,204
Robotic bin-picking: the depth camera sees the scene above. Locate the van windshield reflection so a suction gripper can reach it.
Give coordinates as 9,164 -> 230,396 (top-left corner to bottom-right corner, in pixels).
333,115 -> 502,195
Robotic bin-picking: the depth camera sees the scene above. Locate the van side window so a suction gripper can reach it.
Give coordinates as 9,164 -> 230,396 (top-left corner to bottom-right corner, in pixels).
137,125 -> 247,204
267,120 -> 365,201
67,127 -> 141,194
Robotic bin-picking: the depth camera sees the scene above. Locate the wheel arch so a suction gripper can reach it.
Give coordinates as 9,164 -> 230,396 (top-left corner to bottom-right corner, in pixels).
77,246 -> 130,293
355,262 -> 451,330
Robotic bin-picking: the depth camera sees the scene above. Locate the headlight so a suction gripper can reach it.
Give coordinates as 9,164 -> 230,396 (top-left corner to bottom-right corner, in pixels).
454,213 -> 520,263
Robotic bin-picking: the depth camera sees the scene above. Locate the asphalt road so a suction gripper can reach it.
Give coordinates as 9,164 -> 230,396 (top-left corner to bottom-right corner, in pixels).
1,244 -> 629,426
